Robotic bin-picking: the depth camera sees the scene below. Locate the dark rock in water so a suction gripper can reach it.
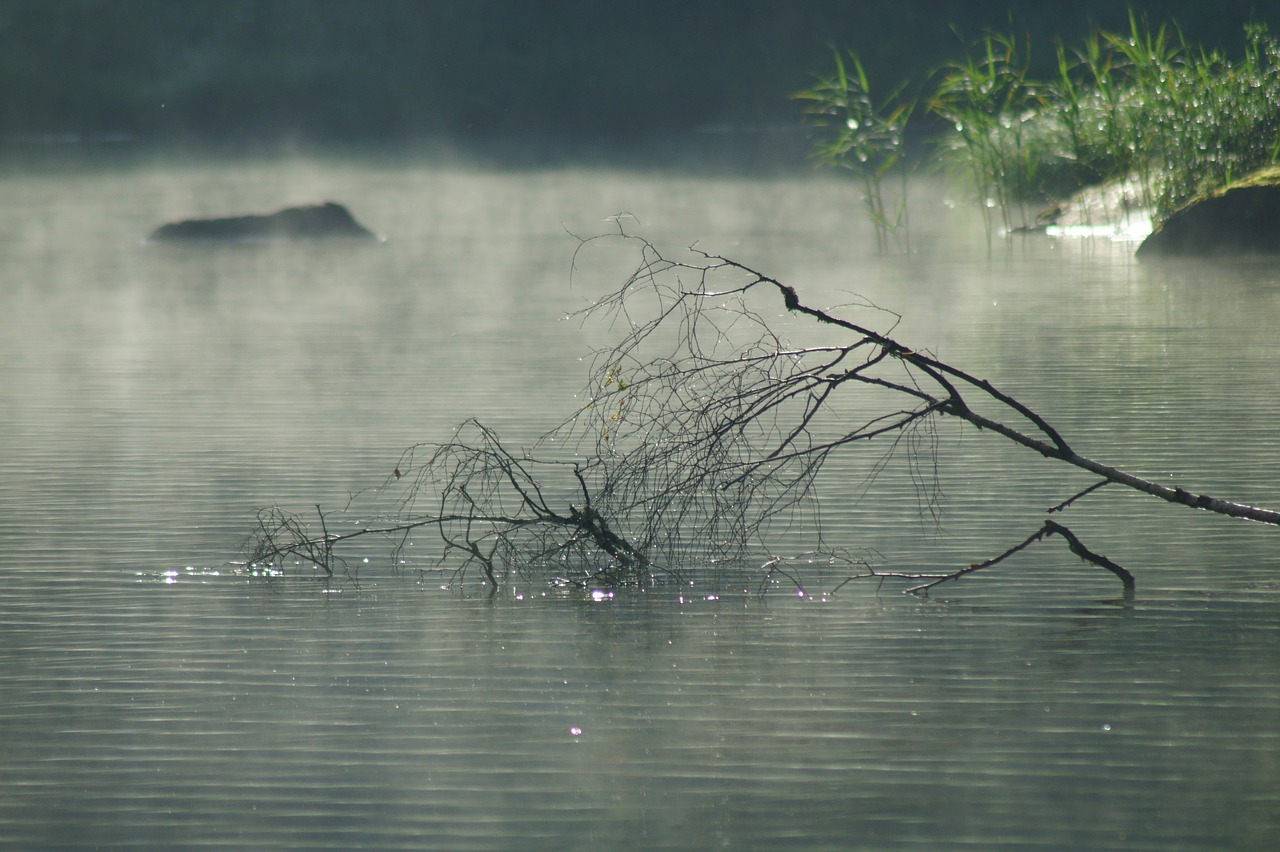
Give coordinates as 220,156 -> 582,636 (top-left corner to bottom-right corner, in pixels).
1137,167 -> 1280,257
147,201 -> 378,242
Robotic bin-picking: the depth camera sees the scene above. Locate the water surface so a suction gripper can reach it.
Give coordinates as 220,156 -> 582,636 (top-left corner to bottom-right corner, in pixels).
1,152 -> 1278,849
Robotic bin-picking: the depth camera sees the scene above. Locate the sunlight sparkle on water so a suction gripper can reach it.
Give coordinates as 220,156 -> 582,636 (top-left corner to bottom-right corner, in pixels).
1045,214 -> 1153,243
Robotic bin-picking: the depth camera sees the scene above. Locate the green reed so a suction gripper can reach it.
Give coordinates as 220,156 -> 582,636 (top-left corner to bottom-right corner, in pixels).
929,30 -> 1045,238
1048,28 -> 1131,191
803,16 -> 1280,245
1151,23 -> 1280,208
794,50 -> 915,252
963,15 -> 1280,221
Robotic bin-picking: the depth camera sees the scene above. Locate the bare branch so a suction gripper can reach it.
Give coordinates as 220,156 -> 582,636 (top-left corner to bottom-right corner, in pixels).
1049,480 -> 1111,513
245,225 -> 1279,596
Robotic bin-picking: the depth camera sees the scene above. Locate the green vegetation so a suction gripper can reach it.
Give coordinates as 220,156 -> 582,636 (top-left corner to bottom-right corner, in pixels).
800,16 -> 1280,244
1040,16 -> 1280,214
930,30 -> 1043,236
794,51 -> 915,251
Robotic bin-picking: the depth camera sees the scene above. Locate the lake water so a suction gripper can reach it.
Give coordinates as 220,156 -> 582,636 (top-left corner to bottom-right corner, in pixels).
2,149 -> 1279,849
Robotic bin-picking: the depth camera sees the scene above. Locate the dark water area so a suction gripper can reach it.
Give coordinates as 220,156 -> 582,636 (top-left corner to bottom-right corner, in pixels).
5,0 -> 1277,145
1,150 -> 1279,848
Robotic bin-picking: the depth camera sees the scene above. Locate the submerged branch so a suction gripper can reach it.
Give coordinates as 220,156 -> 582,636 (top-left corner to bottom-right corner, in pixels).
858,519 -> 1136,595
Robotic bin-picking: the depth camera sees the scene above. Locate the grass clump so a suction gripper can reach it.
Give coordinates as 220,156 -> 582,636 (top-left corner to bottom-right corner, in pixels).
793,50 -> 915,252
929,30 -> 1045,236
799,15 -> 1280,246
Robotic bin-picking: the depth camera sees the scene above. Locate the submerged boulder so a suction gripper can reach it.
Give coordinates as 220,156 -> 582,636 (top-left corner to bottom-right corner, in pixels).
1137,166 -> 1280,257
147,201 -> 378,242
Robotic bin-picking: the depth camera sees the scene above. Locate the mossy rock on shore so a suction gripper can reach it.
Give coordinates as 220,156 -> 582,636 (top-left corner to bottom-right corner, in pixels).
148,201 -> 378,243
1137,166 -> 1280,257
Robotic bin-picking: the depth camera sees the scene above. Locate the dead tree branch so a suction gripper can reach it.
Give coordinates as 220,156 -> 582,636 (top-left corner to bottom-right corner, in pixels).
246,224 -> 1279,594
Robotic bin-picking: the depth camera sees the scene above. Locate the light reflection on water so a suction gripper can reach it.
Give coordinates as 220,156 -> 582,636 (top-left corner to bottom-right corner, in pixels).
1,154 -> 1279,849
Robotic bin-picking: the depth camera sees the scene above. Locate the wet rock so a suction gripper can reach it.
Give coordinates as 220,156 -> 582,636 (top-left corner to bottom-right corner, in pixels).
1137,166 -> 1280,257
147,201 -> 378,242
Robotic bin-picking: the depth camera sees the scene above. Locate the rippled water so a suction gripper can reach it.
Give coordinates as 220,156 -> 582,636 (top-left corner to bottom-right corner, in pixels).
2,151 -> 1279,849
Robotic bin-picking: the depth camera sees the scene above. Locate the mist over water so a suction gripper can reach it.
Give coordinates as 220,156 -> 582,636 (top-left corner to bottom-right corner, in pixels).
2,150 -> 1279,849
